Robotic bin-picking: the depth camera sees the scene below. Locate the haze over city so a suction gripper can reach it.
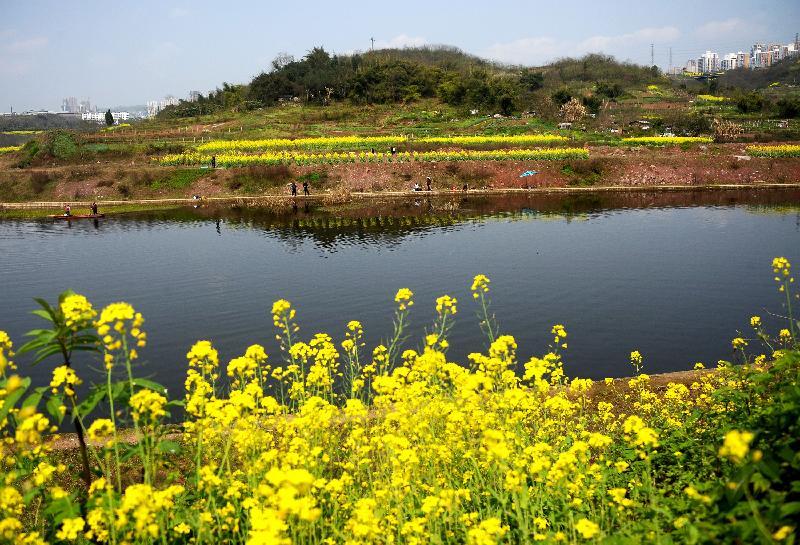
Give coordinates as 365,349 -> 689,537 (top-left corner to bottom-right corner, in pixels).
2,0 -> 799,111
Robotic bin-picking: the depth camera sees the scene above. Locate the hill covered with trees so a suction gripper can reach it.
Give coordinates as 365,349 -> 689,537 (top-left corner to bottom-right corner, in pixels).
158,46 -> 668,119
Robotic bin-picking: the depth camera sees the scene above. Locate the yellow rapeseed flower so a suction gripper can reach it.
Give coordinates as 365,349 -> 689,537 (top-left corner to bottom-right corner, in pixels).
719,430 -> 754,463
574,518 -> 600,539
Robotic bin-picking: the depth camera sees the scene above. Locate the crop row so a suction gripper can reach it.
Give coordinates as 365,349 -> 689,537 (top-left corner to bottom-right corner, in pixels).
746,144 -> 800,157
695,95 -> 728,103
196,134 -> 569,153
159,147 -> 589,167
0,145 -> 22,154
621,136 -> 713,145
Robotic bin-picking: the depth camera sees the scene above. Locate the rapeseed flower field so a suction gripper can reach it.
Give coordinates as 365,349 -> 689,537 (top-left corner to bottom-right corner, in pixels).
746,144 -> 800,158
0,258 -> 798,544
196,135 -> 569,154
159,148 -> 589,167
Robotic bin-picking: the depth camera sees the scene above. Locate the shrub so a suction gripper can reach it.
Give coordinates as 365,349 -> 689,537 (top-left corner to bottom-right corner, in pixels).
29,171 -> 52,193
595,81 -> 623,100
551,88 -> 572,106
581,95 -> 602,114
15,140 -> 40,168
49,131 -> 78,159
776,97 -> 800,118
735,92 -> 766,114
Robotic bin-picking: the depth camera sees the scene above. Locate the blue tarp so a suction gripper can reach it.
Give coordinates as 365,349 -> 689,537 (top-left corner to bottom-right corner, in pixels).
519,170 -> 539,178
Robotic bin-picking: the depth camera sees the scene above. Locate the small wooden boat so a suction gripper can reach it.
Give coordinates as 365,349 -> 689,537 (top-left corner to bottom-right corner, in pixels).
48,214 -> 105,220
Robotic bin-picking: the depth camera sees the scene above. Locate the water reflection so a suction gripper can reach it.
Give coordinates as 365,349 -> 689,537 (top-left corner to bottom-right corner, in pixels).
1,189 -> 799,395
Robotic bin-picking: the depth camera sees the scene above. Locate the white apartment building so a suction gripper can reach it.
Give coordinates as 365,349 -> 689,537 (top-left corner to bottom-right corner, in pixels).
697,51 -> 719,73
81,111 -> 130,123
147,95 -> 180,117
720,53 -> 738,71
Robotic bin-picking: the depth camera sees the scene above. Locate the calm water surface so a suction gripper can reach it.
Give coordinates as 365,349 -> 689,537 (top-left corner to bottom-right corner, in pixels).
1,189 -> 799,394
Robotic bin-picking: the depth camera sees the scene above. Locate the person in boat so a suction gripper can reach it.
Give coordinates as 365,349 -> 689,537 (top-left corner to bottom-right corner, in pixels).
63,204 -> 71,216
90,202 -> 98,215
426,177 -> 432,191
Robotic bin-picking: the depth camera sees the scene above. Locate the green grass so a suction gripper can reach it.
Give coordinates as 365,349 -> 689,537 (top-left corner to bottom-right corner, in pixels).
149,169 -> 210,190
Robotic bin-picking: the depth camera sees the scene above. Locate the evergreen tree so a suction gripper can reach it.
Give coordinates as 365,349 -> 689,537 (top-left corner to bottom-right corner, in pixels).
105,109 -> 114,126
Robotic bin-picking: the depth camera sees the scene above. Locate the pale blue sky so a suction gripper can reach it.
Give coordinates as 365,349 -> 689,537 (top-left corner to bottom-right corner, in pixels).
1,0 -> 798,111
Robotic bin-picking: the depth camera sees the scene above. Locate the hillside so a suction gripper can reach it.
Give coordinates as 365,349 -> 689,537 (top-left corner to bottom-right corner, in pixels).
720,56 -> 800,90
158,47 -> 667,120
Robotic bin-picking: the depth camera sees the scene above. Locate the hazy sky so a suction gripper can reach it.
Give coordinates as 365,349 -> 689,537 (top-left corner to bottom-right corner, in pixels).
2,0 -> 798,111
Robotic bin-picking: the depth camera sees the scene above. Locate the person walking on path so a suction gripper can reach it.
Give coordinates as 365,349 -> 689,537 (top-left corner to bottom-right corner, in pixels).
303,181 -> 310,196
426,177 -> 432,191
290,181 -> 297,196
211,156 -> 216,168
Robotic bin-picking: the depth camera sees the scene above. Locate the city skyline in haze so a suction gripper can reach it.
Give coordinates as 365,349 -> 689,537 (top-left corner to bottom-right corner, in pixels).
2,0 -> 798,111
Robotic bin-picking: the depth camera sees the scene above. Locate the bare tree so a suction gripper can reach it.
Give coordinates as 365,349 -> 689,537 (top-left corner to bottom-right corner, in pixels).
271,52 -> 295,72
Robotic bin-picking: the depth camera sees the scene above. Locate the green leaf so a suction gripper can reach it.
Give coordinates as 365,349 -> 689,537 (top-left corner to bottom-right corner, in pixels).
110,381 -> 127,400
76,386 -> 108,417
30,309 -> 54,322
46,395 -> 65,426
780,502 -> 800,517
751,472 -> 770,493
16,335 -> 52,355
23,328 -> 55,338
156,439 -> 182,455
0,377 -> 31,423
132,378 -> 168,395
43,495 -> 80,523
32,297 -> 59,323
31,344 -> 64,365
21,386 -> 48,410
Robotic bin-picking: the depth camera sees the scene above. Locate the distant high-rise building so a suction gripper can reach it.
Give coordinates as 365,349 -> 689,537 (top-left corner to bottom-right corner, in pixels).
147,95 -> 181,117
698,51 -> 719,73
61,97 -> 79,113
720,53 -> 736,71
736,51 -> 749,69
684,59 -> 698,73
188,90 -> 200,102
79,99 -> 93,113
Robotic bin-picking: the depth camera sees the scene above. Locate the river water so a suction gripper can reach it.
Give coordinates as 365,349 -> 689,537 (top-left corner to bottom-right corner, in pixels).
1,189 -> 798,394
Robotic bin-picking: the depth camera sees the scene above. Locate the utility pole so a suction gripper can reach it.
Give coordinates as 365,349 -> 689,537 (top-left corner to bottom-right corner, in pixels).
669,47 -> 673,74
651,43 -> 654,67
370,37 -> 375,51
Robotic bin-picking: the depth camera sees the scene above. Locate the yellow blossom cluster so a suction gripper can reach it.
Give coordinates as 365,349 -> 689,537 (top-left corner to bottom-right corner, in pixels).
0,259 -> 797,544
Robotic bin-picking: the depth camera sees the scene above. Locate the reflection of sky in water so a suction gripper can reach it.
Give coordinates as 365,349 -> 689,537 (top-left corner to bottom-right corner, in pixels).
1,193 -> 799,395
